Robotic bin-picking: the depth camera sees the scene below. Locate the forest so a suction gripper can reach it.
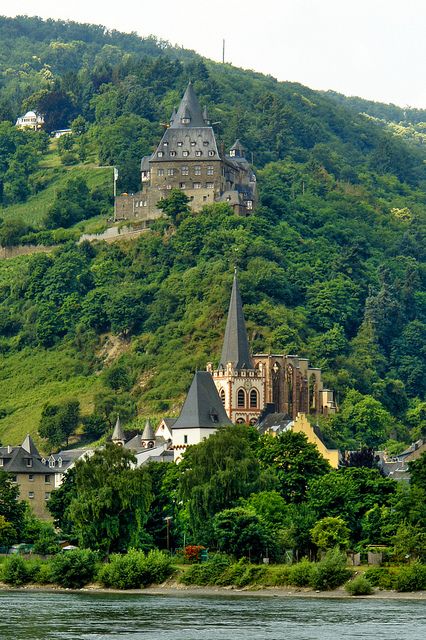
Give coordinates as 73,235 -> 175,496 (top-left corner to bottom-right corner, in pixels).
0,15 -> 425,457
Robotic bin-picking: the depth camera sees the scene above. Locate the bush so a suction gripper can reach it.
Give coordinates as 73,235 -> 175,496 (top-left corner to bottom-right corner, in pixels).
271,565 -> 291,586
180,554 -> 231,586
50,549 -> 99,588
395,562 -> 426,592
2,556 -> 31,586
364,566 -> 394,589
288,559 -> 313,587
34,562 -> 53,584
98,549 -> 173,589
310,549 -> 352,590
216,558 -> 266,587
183,545 -> 205,563
345,575 -> 374,596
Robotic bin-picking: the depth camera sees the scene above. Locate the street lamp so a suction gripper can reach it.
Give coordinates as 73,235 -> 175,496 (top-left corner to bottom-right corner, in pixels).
164,516 -> 172,552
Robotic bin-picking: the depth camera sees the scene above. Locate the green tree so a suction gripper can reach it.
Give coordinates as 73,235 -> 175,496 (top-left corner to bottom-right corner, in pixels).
0,470 -> 26,534
257,431 -> 331,502
310,516 -> 351,551
66,444 -> 153,553
213,507 -> 273,562
157,189 -> 191,226
409,452 -> 426,492
38,399 -> 80,448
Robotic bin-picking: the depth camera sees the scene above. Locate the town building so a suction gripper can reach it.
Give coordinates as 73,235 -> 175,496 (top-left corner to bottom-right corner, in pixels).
208,271 -> 336,424
15,111 -> 44,131
115,82 -> 257,223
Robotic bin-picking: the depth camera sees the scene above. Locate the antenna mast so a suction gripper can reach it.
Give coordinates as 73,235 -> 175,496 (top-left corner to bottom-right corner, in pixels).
222,39 -> 225,64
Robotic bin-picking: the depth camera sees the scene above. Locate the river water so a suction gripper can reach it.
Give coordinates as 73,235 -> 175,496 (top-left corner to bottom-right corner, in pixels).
1,590 -> 425,640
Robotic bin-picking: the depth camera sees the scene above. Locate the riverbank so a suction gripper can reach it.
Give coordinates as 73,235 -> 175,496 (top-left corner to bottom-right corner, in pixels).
1,579 -> 425,600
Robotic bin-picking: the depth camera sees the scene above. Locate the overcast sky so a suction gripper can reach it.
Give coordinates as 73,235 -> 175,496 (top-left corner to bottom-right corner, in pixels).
2,0 -> 425,107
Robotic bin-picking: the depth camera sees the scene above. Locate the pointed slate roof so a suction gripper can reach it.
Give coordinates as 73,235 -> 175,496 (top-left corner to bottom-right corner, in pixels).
112,415 -> 125,442
21,434 -> 40,456
219,271 -> 253,369
230,139 -> 245,156
142,419 -> 155,441
172,371 -> 232,430
171,82 -> 206,128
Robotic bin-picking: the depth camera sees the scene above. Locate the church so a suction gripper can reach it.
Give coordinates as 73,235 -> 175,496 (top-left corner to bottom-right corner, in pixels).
115,82 -> 257,222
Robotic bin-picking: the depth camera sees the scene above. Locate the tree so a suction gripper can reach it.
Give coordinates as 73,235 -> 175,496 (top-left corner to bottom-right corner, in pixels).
66,444 -> 153,553
310,516 -> 351,551
257,431 -> 331,502
157,189 -> 191,226
409,452 -> 426,492
0,470 -> 26,535
213,507 -> 273,562
0,515 -> 16,547
38,399 -> 80,448
179,426 -> 263,544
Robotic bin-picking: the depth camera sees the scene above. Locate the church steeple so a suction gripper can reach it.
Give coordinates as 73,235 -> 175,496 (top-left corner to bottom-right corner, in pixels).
171,81 -> 206,128
219,270 -> 253,370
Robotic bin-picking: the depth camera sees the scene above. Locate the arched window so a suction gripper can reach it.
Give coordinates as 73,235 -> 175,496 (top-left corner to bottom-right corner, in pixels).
237,389 -> 245,408
236,418 -> 245,424
219,389 -> 225,406
249,389 -> 258,408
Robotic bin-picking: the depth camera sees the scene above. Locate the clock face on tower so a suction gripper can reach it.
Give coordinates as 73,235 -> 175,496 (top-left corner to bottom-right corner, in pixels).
243,380 -> 252,391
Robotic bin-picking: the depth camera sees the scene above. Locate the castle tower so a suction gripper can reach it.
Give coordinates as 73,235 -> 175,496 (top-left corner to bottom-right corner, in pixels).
112,415 -> 125,446
208,271 -> 265,424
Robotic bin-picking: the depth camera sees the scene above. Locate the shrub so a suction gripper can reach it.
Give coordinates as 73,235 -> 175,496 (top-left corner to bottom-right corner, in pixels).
216,558 -> 266,587
288,559 -> 313,587
364,566 -> 394,589
271,565 -> 291,586
180,554 -> 231,586
2,556 -> 31,586
345,575 -> 374,596
50,549 -> 99,588
98,549 -> 173,589
310,549 -> 352,590
183,545 -> 205,563
395,562 -> 426,592
34,562 -> 53,584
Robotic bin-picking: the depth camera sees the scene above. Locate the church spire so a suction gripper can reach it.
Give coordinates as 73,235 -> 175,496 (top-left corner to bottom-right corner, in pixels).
171,81 -> 206,128
219,270 -> 253,370
112,414 -> 125,445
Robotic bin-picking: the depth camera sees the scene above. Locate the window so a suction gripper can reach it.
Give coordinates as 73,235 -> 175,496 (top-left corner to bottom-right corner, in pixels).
45,492 -> 51,501
246,200 -> 253,210
167,168 -> 174,176
45,475 -> 51,484
169,151 -> 176,157
166,184 -> 172,189
220,389 -> 225,406
179,182 -> 186,189
28,491 -> 34,499
157,151 -> 164,157
181,117 -> 190,124
184,435 -> 188,444
206,182 -> 214,189
177,141 -> 183,146
208,150 -> 215,157
0,459 -> 3,467
26,459 -> 32,468
11,475 -> 17,483
49,459 -> 55,468
195,150 -> 202,157
190,141 -> 196,146
182,150 -> 189,157
163,141 -> 168,146
181,166 -> 189,176
157,169 -> 164,176
237,389 -> 245,408
193,182 -> 201,189
250,389 -> 258,408
28,474 -> 34,481
230,149 -> 236,157
207,166 -> 214,175
194,166 -> 201,175
203,141 -> 209,146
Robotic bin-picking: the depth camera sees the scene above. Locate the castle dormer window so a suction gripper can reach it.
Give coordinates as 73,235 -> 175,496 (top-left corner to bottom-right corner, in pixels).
181,117 -> 190,124
157,151 -> 164,157
190,141 -> 196,146
26,458 -> 33,468
203,141 -> 209,146
208,150 -> 215,156
195,150 -> 202,157
182,151 -> 189,157
181,166 -> 189,176
163,141 -> 168,146
170,151 -> 176,157
177,141 -> 183,146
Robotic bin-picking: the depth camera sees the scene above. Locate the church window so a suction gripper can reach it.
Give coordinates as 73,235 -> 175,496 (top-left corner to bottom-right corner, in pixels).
193,182 -> 201,189
207,166 -> 214,175
157,151 -> 164,157
167,168 -> 174,176
170,151 -> 176,157
157,169 -> 164,176
220,389 -> 225,406
181,166 -> 189,175
184,435 -> 188,444
236,418 -> 245,424
237,389 -> 245,408
183,151 -> 189,157
206,182 -> 214,189
208,150 -> 216,156
194,166 -> 201,175
195,150 -> 202,157
249,389 -> 258,408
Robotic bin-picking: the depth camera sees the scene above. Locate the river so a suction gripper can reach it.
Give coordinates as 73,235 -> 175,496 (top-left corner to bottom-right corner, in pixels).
1,590 -> 425,639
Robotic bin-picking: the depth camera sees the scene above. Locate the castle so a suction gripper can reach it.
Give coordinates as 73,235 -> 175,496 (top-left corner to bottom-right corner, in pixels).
115,82 -> 257,222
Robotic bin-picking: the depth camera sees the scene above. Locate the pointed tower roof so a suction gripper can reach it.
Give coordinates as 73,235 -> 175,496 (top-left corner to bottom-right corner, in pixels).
21,434 -> 39,456
219,271 -> 253,369
172,371 -> 232,430
171,82 -> 206,128
112,415 -> 125,443
170,107 -> 177,125
230,139 -> 245,154
141,419 -> 155,441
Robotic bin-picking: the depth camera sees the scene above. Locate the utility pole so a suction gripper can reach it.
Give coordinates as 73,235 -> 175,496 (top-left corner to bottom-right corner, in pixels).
222,39 -> 225,64
113,166 -> 118,222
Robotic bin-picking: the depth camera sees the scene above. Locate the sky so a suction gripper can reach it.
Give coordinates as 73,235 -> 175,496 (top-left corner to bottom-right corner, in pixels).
2,0 -> 425,108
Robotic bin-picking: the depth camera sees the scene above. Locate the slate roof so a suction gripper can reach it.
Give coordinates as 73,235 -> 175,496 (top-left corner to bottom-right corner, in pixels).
0,436 -> 49,474
153,126 -> 219,162
171,82 -> 206,129
172,371 -> 232,430
230,139 -> 245,155
142,419 -> 155,441
219,271 -> 253,369
112,415 -> 125,442
256,413 -> 293,436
